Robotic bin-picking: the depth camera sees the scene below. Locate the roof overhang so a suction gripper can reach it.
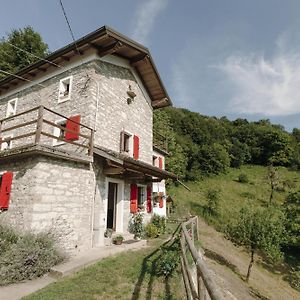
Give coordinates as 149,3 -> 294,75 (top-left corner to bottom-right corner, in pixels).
0,25 -> 172,109
94,146 -> 178,181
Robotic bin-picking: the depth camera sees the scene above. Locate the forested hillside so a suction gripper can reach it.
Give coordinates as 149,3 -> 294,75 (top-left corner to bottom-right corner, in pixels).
154,107 -> 300,179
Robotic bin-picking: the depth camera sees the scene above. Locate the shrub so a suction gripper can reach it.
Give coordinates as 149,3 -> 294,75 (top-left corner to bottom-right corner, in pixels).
145,223 -> 159,239
129,213 -> 144,239
0,225 -> 64,286
155,249 -> 180,278
238,173 -> 249,183
204,189 -> 220,216
151,215 -> 166,235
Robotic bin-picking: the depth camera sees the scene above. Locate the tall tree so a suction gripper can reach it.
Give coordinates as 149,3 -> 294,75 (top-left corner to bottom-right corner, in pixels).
0,26 -> 49,79
225,206 -> 285,282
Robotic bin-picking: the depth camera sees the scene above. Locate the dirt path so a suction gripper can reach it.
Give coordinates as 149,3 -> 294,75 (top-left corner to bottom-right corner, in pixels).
197,218 -> 300,300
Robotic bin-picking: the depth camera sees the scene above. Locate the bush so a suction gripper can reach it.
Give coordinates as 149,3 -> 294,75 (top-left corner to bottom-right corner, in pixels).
238,173 -> 249,183
129,213 -> 144,239
155,249 -> 180,278
0,225 -> 64,285
204,189 -> 220,216
145,223 -> 159,239
151,215 -> 166,235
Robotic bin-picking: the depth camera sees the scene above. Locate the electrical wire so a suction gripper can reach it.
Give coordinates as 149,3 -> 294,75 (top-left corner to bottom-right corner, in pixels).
59,0 -> 82,57
0,69 -> 45,88
6,42 -> 62,69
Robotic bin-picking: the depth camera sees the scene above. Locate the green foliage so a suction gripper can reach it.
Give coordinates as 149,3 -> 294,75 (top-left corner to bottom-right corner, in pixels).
238,173 -> 249,183
204,189 -> 220,216
0,224 -> 64,285
155,250 -> 179,278
129,213 -> 144,239
0,26 -> 49,79
154,107 -> 300,181
150,214 -> 166,235
225,205 -> 285,281
284,191 -> 300,249
145,223 -> 159,239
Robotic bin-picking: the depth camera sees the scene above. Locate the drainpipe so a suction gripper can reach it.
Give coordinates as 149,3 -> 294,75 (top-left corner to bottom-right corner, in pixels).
90,77 -> 100,248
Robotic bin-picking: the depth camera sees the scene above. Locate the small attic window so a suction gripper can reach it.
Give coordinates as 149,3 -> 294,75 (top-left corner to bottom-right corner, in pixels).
58,76 -> 73,102
6,98 -> 18,117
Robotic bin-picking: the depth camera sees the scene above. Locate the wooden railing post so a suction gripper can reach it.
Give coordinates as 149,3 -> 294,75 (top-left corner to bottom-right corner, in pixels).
88,129 -> 94,156
35,106 -> 44,144
197,269 -> 206,300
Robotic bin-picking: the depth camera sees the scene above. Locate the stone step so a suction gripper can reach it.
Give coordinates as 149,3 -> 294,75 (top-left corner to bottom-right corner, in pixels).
50,239 -> 147,278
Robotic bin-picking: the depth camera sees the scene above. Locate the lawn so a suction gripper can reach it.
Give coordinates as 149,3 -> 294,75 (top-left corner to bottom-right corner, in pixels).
24,225 -> 185,300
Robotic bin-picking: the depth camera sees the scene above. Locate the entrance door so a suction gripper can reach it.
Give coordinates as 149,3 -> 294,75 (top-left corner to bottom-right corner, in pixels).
107,182 -> 118,230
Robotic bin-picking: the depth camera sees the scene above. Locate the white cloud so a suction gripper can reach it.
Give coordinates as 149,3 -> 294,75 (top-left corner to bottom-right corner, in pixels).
216,50 -> 300,116
130,0 -> 169,45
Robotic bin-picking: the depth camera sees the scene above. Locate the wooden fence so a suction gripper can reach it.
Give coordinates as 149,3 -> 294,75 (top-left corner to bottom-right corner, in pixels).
180,216 -> 224,300
0,105 -> 94,157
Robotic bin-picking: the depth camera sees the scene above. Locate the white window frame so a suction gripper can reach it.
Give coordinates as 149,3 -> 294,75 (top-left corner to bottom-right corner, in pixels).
58,76 -> 73,103
53,119 -> 67,146
1,135 -> 13,151
6,98 -> 18,118
121,130 -> 133,156
137,184 -> 147,212
153,155 -> 158,167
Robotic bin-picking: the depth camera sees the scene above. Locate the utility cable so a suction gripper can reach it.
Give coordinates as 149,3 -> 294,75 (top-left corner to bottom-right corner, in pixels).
6,42 -> 62,69
0,69 -> 45,87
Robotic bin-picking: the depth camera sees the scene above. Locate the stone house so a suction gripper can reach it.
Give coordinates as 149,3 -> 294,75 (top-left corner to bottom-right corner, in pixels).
0,26 -> 177,254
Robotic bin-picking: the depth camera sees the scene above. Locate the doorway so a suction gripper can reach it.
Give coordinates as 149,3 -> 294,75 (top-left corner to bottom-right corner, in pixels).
106,182 -> 118,230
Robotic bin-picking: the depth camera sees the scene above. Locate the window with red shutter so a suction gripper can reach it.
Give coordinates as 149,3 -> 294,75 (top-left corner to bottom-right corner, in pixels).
133,135 -> 139,160
146,185 -> 152,213
159,196 -> 164,208
130,184 -> 138,213
159,157 -> 163,169
65,115 -> 81,141
0,172 -> 13,209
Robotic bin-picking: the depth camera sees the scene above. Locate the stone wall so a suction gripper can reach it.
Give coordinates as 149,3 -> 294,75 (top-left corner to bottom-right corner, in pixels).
0,57 -> 154,164
0,156 -> 95,254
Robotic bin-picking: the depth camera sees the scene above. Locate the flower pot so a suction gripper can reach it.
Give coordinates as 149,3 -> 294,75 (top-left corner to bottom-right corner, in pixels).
114,240 -> 123,245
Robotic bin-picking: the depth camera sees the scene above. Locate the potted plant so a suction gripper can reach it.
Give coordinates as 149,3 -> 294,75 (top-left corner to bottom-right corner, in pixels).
113,235 -> 124,245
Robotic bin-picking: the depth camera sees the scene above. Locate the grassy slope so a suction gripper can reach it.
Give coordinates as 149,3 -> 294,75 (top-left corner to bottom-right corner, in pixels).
24,228 -> 185,300
169,165 -> 300,230
168,165 -> 300,295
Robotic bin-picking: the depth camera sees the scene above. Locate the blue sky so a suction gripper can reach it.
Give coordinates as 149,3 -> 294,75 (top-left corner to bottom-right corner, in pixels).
1,0 -> 300,130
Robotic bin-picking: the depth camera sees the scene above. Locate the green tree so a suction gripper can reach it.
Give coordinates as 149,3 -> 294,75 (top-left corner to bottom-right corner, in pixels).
225,206 -> 285,282
0,26 -> 49,78
284,191 -> 300,249
153,109 -> 187,178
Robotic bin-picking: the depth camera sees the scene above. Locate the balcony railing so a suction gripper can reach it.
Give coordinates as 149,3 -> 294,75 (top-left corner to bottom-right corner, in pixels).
0,105 -> 94,157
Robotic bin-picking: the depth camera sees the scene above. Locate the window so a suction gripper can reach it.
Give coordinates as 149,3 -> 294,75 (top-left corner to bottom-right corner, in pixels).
120,131 -> 132,154
137,186 -> 146,209
153,155 -> 158,167
53,120 -> 67,146
1,135 -> 13,151
6,98 -> 18,117
58,76 -> 73,102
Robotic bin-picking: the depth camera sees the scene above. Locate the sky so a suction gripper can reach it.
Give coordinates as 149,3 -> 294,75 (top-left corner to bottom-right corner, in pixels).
1,0 -> 300,131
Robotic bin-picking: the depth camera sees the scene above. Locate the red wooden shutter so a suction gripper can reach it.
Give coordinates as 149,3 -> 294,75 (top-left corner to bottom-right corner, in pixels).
0,172 -> 13,209
159,196 -> 164,208
130,184 -> 138,213
159,157 -> 163,169
65,115 -> 81,141
146,185 -> 152,213
133,135 -> 139,160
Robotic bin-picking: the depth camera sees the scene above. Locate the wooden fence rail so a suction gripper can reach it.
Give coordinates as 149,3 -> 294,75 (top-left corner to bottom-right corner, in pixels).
0,105 -> 94,157
180,216 -> 224,300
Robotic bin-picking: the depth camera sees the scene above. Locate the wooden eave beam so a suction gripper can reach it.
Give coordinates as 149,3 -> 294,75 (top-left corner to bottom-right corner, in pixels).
130,54 -> 149,67
97,41 -> 124,57
152,98 -> 169,107
104,167 -> 125,175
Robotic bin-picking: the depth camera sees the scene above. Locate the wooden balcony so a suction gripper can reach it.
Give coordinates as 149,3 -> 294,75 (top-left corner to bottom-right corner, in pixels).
0,106 -> 94,163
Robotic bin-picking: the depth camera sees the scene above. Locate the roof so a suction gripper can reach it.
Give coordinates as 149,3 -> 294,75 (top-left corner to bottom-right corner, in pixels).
0,25 -> 172,109
94,145 -> 178,180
